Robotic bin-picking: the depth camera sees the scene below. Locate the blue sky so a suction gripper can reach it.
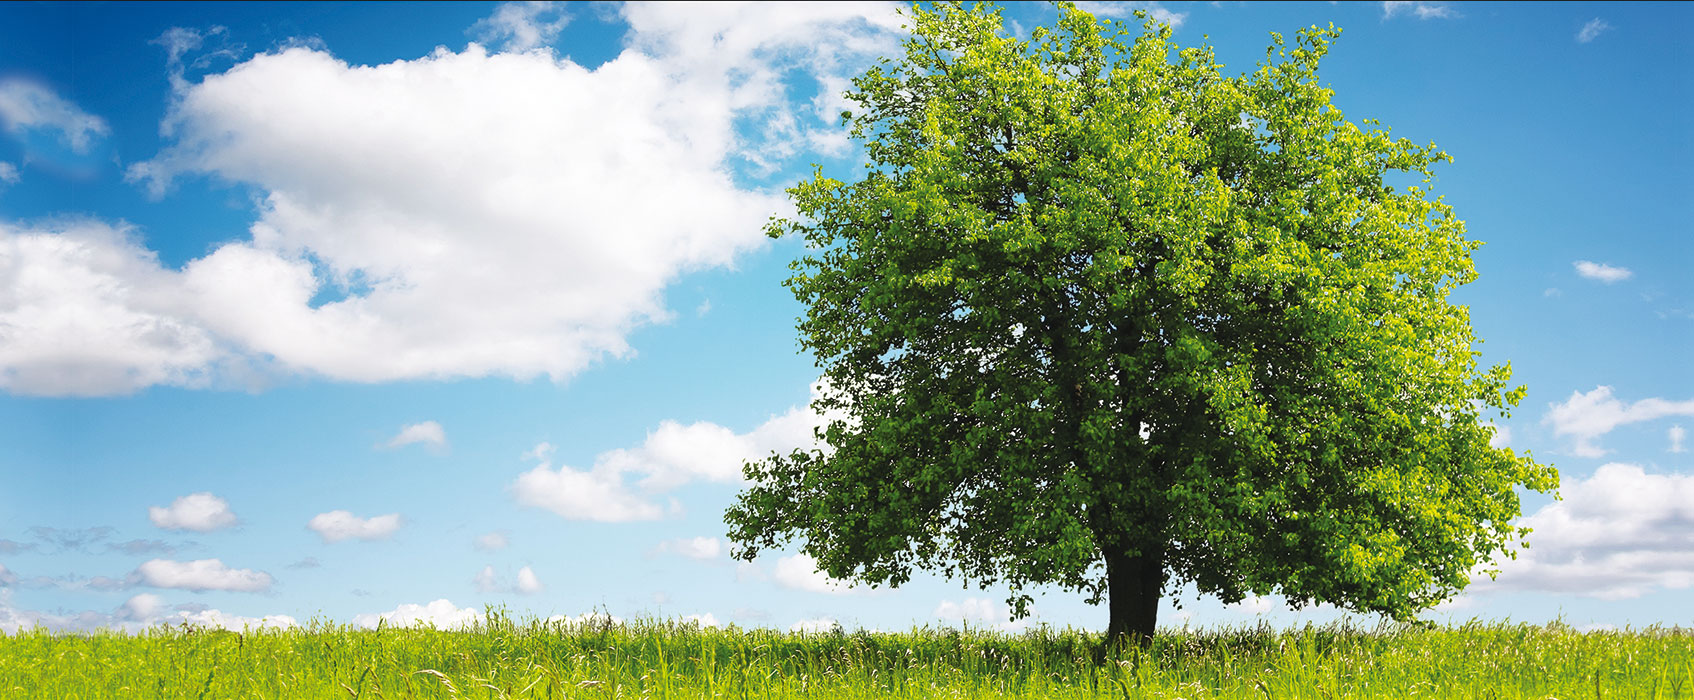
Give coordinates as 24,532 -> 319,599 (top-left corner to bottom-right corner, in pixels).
0,0 -> 1688,634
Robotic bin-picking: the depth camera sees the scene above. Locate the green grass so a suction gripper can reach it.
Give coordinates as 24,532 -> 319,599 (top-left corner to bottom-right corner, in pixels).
3,614 -> 1689,699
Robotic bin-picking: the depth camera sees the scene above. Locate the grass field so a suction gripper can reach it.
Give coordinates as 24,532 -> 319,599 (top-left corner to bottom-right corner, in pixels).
3,614 -> 1689,699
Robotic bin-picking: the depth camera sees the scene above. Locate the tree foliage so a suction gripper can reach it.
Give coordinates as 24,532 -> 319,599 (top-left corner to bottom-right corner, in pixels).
726,2 -> 1556,641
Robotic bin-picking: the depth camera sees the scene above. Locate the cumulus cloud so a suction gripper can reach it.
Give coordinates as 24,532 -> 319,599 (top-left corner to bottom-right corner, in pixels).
772,553 -> 857,594
1382,1 -> 1455,20
1577,18 -> 1612,43
1573,260 -> 1632,283
385,421 -> 447,451
1,591 -> 295,634
308,510 -> 402,542
512,381 -> 834,521
474,531 -> 509,551
681,613 -> 720,628
934,597 -> 1003,624
515,566 -> 543,594
470,1 -> 570,52
148,492 -> 238,532
133,558 -> 273,593
658,536 -> 722,560
473,565 -> 499,593
0,78 -> 109,153
0,5 -> 904,399
1544,386 -> 1694,457
1472,464 -> 1694,600
0,221 -> 224,396
354,599 -> 481,629
789,617 -> 841,633
1073,2 -> 1187,29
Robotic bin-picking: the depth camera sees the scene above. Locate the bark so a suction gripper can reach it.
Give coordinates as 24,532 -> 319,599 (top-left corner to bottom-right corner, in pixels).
1104,545 -> 1165,646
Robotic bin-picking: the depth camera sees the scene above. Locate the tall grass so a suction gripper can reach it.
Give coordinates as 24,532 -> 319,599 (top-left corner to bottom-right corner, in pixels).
3,615 -> 1688,699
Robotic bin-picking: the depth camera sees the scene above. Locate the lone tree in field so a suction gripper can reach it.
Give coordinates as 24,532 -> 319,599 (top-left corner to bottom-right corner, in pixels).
726,3 -> 1555,643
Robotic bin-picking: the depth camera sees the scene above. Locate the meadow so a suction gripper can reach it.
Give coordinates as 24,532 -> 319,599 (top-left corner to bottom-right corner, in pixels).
3,614 -> 1688,699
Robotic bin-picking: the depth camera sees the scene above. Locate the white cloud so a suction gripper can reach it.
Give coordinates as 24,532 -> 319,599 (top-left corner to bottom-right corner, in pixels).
1486,423 -> 1512,449
1471,463 -> 1694,600
789,617 -> 840,633
0,220 -> 225,396
1,591 -> 296,634
0,78 -> 109,153
515,566 -> 543,594
512,381 -> 835,521
0,5 -> 897,399
474,565 -> 499,593
474,531 -> 509,551
934,597 -> 1003,624
1573,260 -> 1632,283
1577,18 -> 1612,43
148,492 -> 237,532
471,1 -> 570,52
1074,2 -> 1187,29
772,553 -> 856,594
548,611 -> 623,628
354,599 -> 481,629
385,420 -> 447,451
308,510 -> 402,542
1382,1 -> 1455,20
1672,425 -> 1687,454
0,162 -> 16,184
133,558 -> 273,593
1544,386 -> 1694,457
681,612 -> 720,628
658,536 -> 722,560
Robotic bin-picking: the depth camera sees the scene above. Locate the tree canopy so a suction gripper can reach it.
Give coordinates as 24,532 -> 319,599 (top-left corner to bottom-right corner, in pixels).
725,2 -> 1556,642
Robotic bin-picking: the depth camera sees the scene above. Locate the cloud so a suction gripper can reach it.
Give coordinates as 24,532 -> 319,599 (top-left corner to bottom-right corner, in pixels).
287,557 -> 321,569
1,591 -> 295,634
681,612 -> 720,628
658,536 -> 722,560
384,421 -> 447,452
1672,425 -> 1687,454
474,532 -> 509,551
1573,260 -> 1632,283
0,5 -> 900,399
308,511 -> 402,542
934,597 -> 1004,624
1471,463 -> 1694,599
354,599 -> 481,629
133,558 -> 274,593
772,553 -> 856,594
1382,1 -> 1455,20
1487,423 -> 1511,449
1544,386 -> 1694,457
789,617 -> 841,633
512,381 -> 834,521
1577,18 -> 1612,43
515,566 -> 543,594
470,1 -> 570,52
148,492 -> 238,532
0,539 -> 36,555
0,221 -> 224,396
0,564 -> 15,586
0,162 -> 16,185
106,539 -> 181,556
548,611 -> 623,628
1073,2 -> 1187,28
474,565 -> 499,593
25,526 -> 113,552
0,78 -> 109,153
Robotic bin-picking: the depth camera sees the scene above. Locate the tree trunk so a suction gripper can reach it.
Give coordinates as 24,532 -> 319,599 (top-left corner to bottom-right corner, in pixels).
1104,546 -> 1165,646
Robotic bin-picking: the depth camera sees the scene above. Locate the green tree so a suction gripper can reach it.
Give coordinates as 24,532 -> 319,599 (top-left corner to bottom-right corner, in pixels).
726,2 -> 1555,644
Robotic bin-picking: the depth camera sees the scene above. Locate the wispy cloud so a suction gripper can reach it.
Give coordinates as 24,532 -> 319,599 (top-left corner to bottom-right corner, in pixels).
1544,386 -> 1694,457
1573,260 -> 1632,283
470,1 -> 570,52
384,421 -> 447,452
1577,18 -> 1612,43
1382,1 -> 1456,20
0,78 -> 109,153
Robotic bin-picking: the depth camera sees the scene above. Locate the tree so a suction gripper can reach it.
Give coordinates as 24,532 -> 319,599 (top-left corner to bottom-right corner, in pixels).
725,2 -> 1556,644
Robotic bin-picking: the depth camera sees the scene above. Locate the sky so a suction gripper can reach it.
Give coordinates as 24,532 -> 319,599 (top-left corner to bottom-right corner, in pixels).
0,0 -> 1688,635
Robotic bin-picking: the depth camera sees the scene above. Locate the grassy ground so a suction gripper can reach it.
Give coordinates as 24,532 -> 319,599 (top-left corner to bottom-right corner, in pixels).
3,615 -> 1688,699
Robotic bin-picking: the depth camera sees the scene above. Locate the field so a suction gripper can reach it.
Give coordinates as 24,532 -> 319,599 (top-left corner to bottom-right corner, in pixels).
3,615 -> 1689,699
